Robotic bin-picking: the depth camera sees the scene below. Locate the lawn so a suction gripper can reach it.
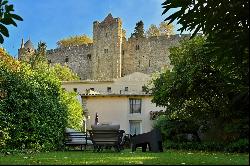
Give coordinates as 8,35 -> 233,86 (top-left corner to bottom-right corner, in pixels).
0,149 -> 248,165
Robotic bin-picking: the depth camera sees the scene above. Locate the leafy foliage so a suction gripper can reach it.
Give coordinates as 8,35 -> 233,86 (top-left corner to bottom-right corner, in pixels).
0,61 -> 67,151
0,0 -> 23,43
146,21 -> 174,37
51,63 -> 80,81
131,20 -> 145,38
159,21 -> 174,36
57,34 -> 93,48
164,139 -> 249,153
26,41 -> 80,81
151,36 -> 248,142
61,91 -> 83,131
146,24 -> 160,37
162,0 -> 249,97
0,50 -> 83,151
153,115 -> 200,142
29,41 -> 47,69
162,0 -> 249,38
153,0 -> 249,144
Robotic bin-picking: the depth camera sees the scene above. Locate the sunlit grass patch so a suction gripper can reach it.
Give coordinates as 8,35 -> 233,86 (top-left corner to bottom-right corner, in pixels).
0,149 -> 248,165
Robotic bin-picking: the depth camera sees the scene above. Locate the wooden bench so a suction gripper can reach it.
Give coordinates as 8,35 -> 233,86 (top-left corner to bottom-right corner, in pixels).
88,129 -> 125,152
64,131 -> 92,150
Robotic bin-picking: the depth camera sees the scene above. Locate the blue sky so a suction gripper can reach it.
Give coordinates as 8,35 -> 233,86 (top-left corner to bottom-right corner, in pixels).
1,0 -> 182,57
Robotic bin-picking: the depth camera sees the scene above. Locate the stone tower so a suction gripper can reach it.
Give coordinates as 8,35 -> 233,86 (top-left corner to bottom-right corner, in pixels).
18,38 -> 35,61
92,13 -> 123,80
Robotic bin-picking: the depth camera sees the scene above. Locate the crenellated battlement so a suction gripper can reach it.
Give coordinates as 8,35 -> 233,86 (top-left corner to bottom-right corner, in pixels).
19,14 -> 196,81
127,34 -> 191,42
47,43 -> 93,55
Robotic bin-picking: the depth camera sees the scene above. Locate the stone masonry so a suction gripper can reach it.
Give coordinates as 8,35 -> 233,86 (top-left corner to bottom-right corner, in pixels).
18,13 -> 191,80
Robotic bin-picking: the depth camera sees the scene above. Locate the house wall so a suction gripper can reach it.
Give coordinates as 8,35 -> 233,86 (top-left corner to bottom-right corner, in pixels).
62,72 -> 165,134
83,95 -> 165,134
62,72 -> 151,95
62,81 -> 113,94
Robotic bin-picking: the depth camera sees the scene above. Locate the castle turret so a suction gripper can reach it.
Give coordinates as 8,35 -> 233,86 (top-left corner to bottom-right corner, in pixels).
92,13 -> 123,80
20,38 -> 24,48
18,38 -> 35,61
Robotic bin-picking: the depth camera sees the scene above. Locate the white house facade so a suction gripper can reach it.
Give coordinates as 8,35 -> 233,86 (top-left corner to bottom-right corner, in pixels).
62,72 -> 165,135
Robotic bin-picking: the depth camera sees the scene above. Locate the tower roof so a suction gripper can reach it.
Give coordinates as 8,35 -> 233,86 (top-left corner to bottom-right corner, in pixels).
102,13 -> 114,23
24,39 -> 34,49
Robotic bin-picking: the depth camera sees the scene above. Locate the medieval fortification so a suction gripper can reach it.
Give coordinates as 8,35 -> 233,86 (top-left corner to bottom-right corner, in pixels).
18,14 -> 190,80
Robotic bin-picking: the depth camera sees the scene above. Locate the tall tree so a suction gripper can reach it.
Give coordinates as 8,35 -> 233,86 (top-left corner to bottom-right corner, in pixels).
146,22 -> 175,37
162,0 -> 249,39
152,0 -> 249,142
162,0 -> 249,68
146,24 -> 160,37
151,36 -> 249,142
131,20 -> 145,38
30,41 -> 47,68
0,0 -> 23,43
161,0 -> 249,113
159,21 -> 174,36
57,34 -> 93,48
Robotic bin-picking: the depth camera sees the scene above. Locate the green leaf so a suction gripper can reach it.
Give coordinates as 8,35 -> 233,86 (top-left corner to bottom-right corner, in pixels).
0,24 -> 9,37
0,17 -> 17,26
1,0 -> 8,6
0,34 -> 4,44
5,4 -> 14,12
10,14 -> 23,21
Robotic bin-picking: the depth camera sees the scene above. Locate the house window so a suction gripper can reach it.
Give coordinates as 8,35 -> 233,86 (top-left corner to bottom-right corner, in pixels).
125,87 -> 128,91
87,54 -> 91,60
129,98 -> 142,114
122,50 -> 125,55
135,45 -> 140,50
129,120 -> 141,135
65,57 -> 69,62
104,49 -> 108,53
107,87 -> 111,93
48,60 -> 52,64
73,88 -> 77,92
149,59 -> 151,67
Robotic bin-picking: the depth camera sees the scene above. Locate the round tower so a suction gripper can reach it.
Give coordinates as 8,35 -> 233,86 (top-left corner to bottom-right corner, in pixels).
18,38 -> 35,61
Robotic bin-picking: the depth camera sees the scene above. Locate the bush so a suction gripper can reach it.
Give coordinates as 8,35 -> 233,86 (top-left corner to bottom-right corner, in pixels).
164,140 -> 224,151
225,139 -> 249,153
163,139 -> 249,153
61,91 -> 83,131
153,115 -> 200,142
0,55 -> 68,151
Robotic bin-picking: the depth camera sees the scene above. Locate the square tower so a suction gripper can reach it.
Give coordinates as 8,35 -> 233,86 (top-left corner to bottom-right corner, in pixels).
92,14 -> 123,80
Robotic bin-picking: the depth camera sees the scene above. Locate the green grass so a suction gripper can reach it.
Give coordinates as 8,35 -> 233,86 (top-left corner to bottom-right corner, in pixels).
0,149 -> 248,165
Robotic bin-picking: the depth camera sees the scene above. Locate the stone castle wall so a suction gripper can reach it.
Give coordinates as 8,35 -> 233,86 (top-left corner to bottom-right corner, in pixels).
46,44 -> 93,80
122,34 -> 190,76
25,14 -> 192,80
92,16 -> 123,80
